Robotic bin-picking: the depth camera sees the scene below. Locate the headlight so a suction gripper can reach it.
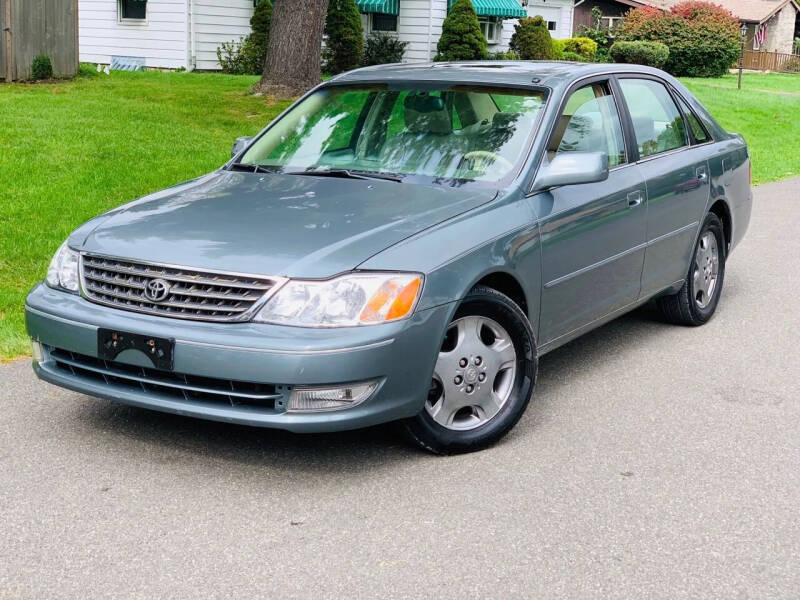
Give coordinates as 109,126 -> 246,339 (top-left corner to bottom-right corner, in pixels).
45,242 -> 80,293
254,272 -> 422,327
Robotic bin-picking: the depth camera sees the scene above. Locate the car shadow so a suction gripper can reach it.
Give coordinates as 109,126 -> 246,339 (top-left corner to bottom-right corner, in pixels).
79,302 -> 674,471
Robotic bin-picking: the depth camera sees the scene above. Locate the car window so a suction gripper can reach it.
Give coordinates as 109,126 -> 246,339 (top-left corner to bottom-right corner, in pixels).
676,95 -> 710,144
241,85 -> 547,185
549,82 -> 627,168
619,79 -> 688,158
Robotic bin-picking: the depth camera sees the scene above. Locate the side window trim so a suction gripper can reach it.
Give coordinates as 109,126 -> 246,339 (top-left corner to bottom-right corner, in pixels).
616,73 -> 690,161
609,74 -> 640,163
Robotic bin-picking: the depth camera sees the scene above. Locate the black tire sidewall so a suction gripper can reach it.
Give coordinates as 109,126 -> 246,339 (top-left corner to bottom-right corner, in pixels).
404,287 -> 537,453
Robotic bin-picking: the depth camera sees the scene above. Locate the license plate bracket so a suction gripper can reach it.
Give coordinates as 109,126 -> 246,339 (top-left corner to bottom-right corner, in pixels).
98,328 -> 174,371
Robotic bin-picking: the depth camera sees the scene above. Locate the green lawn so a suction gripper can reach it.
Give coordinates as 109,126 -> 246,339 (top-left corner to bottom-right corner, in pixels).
0,69 -> 798,359
679,74 -> 800,184
0,69 -> 292,359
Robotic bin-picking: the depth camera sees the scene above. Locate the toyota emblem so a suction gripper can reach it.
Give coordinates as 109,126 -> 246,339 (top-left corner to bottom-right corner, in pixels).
143,278 -> 171,302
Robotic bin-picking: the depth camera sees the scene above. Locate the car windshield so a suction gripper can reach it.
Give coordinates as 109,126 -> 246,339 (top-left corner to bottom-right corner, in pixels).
239,84 -> 547,185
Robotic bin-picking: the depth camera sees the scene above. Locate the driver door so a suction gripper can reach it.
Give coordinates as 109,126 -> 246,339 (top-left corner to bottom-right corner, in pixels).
531,78 -> 648,347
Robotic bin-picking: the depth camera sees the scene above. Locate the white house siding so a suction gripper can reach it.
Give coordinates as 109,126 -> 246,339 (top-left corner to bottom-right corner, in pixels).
193,0 -> 254,70
496,0 -> 574,50
763,4 -> 797,54
79,0 -> 188,69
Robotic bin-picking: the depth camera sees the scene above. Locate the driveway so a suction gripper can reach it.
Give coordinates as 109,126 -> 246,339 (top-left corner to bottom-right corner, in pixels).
1,179 -> 798,599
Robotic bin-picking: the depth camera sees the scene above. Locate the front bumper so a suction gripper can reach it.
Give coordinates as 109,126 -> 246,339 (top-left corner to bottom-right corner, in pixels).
26,283 -> 454,433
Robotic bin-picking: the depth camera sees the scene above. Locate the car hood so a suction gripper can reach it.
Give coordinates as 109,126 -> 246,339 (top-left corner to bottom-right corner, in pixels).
76,171 -> 496,278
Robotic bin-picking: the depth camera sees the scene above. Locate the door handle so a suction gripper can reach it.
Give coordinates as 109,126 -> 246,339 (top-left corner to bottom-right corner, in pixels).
627,190 -> 644,208
696,166 -> 708,183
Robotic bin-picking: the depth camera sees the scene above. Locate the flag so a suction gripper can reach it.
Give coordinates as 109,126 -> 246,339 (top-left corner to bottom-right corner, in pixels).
755,23 -> 767,48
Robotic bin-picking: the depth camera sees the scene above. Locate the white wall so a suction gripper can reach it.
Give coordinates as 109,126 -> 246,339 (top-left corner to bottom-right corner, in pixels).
79,0 -> 188,69
495,0 -> 574,53
193,0 -> 254,70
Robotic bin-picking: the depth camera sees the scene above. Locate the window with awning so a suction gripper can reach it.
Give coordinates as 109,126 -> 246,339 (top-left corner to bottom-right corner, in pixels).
355,0 -> 400,15
448,0 -> 526,18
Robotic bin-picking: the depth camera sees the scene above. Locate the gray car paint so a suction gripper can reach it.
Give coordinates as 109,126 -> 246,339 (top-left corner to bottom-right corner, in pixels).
27,62 -> 752,432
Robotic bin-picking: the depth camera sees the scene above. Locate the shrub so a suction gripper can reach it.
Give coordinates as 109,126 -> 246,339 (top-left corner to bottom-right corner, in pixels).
552,39 -> 565,59
217,36 -> 262,74
487,49 -> 517,60
781,57 -> 800,73
578,7 -> 612,62
562,37 -> 598,61
561,51 -> 585,62
509,16 -> 555,60
249,0 -> 272,70
31,55 -> 53,80
436,0 -> 487,61
610,40 -> 670,68
616,1 -> 739,77
323,0 -> 364,74
363,32 -> 409,66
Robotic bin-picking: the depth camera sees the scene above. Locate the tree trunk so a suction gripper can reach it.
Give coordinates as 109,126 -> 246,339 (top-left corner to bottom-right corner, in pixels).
257,0 -> 329,97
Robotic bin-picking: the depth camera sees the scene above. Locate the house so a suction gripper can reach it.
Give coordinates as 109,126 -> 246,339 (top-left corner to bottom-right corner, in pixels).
355,0 -> 574,62
78,0 -> 256,70
572,0 -> 644,35
642,0 -> 800,54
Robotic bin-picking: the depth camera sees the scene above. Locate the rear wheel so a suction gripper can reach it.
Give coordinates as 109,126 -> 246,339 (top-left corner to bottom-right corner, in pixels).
657,212 -> 726,326
401,286 -> 537,454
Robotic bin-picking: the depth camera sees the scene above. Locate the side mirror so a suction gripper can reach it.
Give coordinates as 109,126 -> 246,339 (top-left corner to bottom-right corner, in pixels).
231,136 -> 254,158
533,152 -> 609,191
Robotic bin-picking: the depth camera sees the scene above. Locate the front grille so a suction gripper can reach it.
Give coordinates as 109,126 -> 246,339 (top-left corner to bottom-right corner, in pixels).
81,254 -> 283,322
49,347 -> 281,409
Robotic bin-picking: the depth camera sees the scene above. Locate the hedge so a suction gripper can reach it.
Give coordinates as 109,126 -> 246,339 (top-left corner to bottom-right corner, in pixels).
510,16 -> 555,60
610,40 -> 670,68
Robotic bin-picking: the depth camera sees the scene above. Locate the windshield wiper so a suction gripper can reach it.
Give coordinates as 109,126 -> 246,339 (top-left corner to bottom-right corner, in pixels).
228,163 -> 273,174
286,168 -> 403,183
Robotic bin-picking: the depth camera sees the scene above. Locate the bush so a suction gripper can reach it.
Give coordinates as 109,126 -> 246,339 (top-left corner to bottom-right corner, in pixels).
781,57 -> 800,73
363,32 -> 408,66
323,0 -> 364,74
487,49 -> 517,60
249,0 -> 272,70
562,37 -> 598,61
617,1 -> 739,77
561,51 -> 585,62
31,55 -> 53,80
509,16 -> 555,60
552,39 -> 565,59
610,40 -> 670,68
436,0 -> 487,61
217,37 -> 262,74
578,7 -> 612,62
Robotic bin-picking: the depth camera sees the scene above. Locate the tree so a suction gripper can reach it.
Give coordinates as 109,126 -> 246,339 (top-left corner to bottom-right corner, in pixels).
250,0 -> 273,69
256,0 -> 329,97
323,0 -> 364,74
435,0 -> 487,61
509,16 -> 555,60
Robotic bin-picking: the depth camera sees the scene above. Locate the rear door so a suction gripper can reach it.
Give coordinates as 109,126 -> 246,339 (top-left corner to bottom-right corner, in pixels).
532,77 -> 648,346
616,76 -> 711,297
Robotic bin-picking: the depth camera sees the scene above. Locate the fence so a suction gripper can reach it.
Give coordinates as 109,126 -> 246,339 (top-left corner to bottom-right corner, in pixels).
0,0 -> 78,81
742,49 -> 798,72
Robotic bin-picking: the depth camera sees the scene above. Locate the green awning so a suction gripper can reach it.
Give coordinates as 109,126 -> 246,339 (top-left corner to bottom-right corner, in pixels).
448,0 -> 526,18
356,0 -> 399,15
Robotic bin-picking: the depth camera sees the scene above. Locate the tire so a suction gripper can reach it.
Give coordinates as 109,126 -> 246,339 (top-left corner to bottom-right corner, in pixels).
401,285 -> 537,455
657,212 -> 726,326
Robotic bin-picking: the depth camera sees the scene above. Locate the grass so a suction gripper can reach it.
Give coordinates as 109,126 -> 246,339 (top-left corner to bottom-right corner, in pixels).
0,69 -> 292,358
679,74 -> 800,184
0,68 -> 798,358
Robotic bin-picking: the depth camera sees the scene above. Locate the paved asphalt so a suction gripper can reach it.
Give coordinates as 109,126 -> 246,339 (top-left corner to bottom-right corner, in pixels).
1,179 -> 799,599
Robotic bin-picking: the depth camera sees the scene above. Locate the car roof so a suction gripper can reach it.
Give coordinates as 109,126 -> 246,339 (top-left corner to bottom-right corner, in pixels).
331,61 -> 671,90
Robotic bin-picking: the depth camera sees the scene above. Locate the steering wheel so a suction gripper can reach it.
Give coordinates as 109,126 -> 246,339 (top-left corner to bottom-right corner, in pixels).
462,151 -> 514,174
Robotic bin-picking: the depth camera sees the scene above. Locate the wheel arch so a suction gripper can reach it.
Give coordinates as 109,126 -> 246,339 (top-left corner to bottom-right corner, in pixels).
708,198 -> 732,253
470,271 -> 529,319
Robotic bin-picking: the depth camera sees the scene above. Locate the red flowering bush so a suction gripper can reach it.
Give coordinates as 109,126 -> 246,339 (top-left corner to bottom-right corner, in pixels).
617,1 -> 740,77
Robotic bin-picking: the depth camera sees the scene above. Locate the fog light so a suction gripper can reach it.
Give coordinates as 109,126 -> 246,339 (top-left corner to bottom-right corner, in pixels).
288,380 -> 379,412
31,340 -> 44,363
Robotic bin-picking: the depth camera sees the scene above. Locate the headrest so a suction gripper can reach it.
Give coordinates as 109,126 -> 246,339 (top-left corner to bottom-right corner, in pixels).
404,93 -> 452,135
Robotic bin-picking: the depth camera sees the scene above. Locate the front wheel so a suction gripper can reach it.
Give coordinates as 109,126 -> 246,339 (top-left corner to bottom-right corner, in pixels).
401,286 -> 537,454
